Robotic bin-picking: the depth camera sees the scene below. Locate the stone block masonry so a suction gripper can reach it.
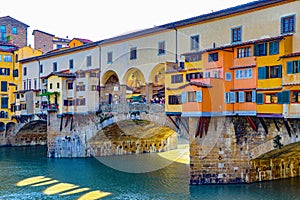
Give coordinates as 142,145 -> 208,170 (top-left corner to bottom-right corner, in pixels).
189,117 -> 300,184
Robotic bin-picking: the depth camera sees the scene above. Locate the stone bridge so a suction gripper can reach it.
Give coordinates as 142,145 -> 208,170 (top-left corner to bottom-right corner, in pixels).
46,103 -> 188,158
189,116 -> 300,184
2,106 -> 300,184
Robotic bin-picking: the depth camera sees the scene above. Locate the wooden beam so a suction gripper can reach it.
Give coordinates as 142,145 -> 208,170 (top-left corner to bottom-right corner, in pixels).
283,118 -> 292,137
258,117 -> 268,134
273,118 -> 280,132
167,116 -> 180,130
246,116 -> 258,132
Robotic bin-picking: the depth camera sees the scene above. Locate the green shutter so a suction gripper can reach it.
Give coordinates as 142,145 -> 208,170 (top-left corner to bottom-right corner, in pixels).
287,61 -> 293,74
278,65 -> 282,78
282,90 -> 290,104
277,92 -> 282,104
254,44 -> 259,56
257,93 -> 264,104
181,92 -> 187,103
258,67 -> 266,79
269,41 -> 279,55
196,91 -> 202,102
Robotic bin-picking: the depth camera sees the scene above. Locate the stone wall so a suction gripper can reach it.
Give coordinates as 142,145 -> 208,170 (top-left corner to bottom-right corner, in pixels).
189,117 -> 300,184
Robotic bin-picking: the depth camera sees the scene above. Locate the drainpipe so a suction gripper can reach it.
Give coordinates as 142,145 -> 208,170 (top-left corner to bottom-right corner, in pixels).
98,44 -> 102,112
172,23 -> 178,63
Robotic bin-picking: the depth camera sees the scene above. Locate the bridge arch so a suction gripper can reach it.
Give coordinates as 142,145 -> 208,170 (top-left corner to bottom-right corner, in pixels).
13,120 -> 47,146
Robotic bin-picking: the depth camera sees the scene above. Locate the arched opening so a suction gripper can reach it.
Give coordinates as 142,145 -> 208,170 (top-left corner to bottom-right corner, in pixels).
149,63 -> 165,103
122,68 -> 146,103
101,70 -> 120,105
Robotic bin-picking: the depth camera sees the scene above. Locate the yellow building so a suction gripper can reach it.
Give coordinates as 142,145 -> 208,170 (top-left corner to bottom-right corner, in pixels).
256,35 -> 293,117
0,43 -> 18,129
280,52 -> 300,118
165,52 -> 204,116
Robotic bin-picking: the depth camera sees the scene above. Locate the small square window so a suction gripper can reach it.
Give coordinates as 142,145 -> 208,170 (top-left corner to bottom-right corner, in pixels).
281,15 -> 296,34
190,35 -> 199,50
87,55 -> 92,67
158,41 -> 166,55
69,59 -> 74,69
231,27 -> 242,43
130,47 -> 137,60
12,27 -> 18,34
107,52 -> 113,64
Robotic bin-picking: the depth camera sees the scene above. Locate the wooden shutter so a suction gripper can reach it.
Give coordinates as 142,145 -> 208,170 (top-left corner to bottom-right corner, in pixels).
252,90 -> 256,102
256,93 -> 264,104
196,91 -> 202,102
278,65 -> 282,78
287,61 -> 293,74
181,92 -> 187,103
282,90 -> 290,104
238,91 -> 245,103
258,67 -> 266,79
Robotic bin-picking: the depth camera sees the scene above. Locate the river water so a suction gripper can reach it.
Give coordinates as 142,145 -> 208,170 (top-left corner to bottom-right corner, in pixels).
1,145 -> 300,200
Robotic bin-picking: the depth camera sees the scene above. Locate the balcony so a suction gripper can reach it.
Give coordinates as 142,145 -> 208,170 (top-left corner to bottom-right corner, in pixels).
42,104 -> 59,112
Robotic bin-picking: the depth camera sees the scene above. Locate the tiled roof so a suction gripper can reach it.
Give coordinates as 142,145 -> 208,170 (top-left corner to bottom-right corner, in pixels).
280,52 -> 300,58
20,0 -> 290,63
32,29 -> 55,37
73,38 -> 93,44
0,16 -> 29,27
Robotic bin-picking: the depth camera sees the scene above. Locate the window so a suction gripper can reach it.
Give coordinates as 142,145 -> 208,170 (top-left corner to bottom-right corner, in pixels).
76,83 -> 85,91
235,68 -> 253,79
49,83 -> 52,89
78,72 -> 85,78
1,25 -> 6,42
28,79 -> 31,90
185,53 -> 202,62
67,82 -> 73,90
254,43 -> 267,56
69,59 -> 74,69
1,97 -> 8,109
76,98 -> 86,106
53,62 -> 57,72
205,71 -> 211,78
91,85 -> 97,91
4,55 -> 12,62
231,26 -> 242,43
87,55 -> 92,67
258,65 -> 282,79
130,47 -> 137,60
269,41 -> 279,55
0,68 -> 10,76
56,44 -> 62,49
64,99 -> 75,106
158,41 -> 166,55
15,54 -> 18,62
171,74 -> 183,83
23,67 -> 27,76
281,15 -> 295,34
287,60 -> 300,74
23,81 -> 26,90
188,92 -> 196,102
90,72 -> 97,77
12,27 -> 18,34
208,52 -> 218,62
39,64 -> 43,73
186,72 -> 203,82
34,79 -> 37,89
1,81 -> 7,92
224,92 -> 236,103
107,52 -> 113,64
13,69 -> 18,77
225,72 -> 232,81
190,35 -> 199,50
245,91 -> 253,102
168,95 -> 181,105
237,47 -> 251,58
292,91 -> 300,103
57,82 -> 60,89
265,93 -> 278,104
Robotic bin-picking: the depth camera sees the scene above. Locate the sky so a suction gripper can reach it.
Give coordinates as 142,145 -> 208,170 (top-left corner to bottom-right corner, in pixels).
1,0 -> 253,46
